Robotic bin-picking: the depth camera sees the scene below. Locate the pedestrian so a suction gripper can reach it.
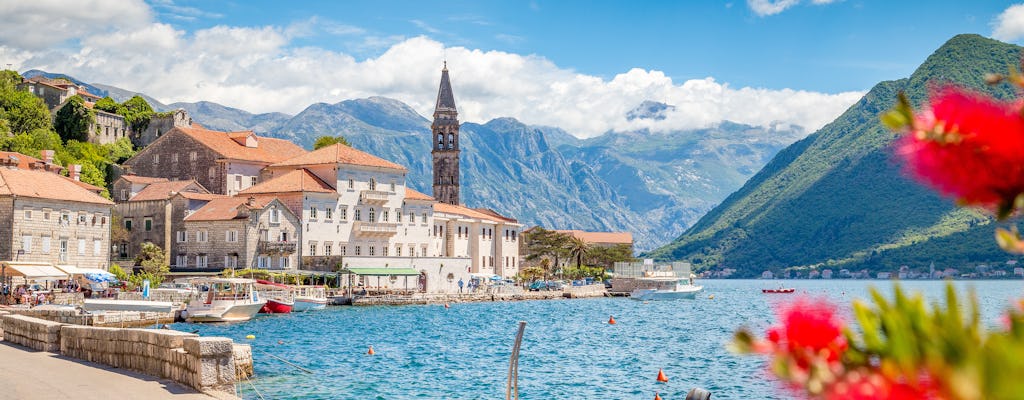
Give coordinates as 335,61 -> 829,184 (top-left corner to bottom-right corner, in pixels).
458,278 -> 464,293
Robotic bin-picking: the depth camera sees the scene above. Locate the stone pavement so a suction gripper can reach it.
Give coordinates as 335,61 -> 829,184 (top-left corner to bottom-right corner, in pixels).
0,341 -> 232,400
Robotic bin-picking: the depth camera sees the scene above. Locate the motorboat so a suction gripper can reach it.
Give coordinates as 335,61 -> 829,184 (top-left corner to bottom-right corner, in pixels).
629,272 -> 703,301
255,280 -> 294,314
184,278 -> 266,323
762,288 -> 796,294
293,285 -> 328,311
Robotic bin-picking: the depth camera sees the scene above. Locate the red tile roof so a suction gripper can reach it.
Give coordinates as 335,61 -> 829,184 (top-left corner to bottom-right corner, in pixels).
270,143 -> 406,171
0,151 -> 42,170
404,188 -> 434,201
433,202 -> 515,224
129,180 -> 208,202
118,175 -> 169,185
67,178 -> 103,194
174,126 -> 306,164
185,196 -> 275,221
178,192 -> 225,201
239,169 -> 335,195
555,230 -> 633,245
0,168 -> 113,205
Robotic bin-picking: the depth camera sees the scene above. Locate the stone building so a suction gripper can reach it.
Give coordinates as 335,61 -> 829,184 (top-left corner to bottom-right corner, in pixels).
432,202 -> 522,277
179,196 -> 300,271
111,177 -> 223,263
85,105 -> 130,145
431,64 -> 461,205
0,157 -> 113,270
17,76 -> 101,110
121,126 -> 306,196
134,109 -> 192,148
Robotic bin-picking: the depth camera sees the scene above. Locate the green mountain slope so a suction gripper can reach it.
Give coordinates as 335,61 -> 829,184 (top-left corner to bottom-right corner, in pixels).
648,34 -> 1023,277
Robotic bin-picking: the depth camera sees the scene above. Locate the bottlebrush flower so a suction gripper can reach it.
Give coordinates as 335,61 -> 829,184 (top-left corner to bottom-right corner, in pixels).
774,297 -> 847,360
824,369 -> 939,400
894,86 -> 1024,215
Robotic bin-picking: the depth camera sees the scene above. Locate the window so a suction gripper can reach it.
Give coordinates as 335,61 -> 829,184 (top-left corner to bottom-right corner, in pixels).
144,218 -> 152,232
354,209 -> 362,221
369,178 -> 376,191
24,209 -> 31,220
341,245 -> 347,256
78,239 -> 86,255
60,212 -> 70,225
409,212 -> 415,224
382,247 -> 388,256
59,239 -> 67,262
153,154 -> 160,164
78,214 -> 87,224
382,210 -> 389,222
226,230 -> 238,242
250,176 -> 257,187
371,244 -> 379,255
269,209 -> 280,224
340,206 -> 347,221
309,242 -> 317,256
93,240 -> 100,256
209,167 -> 216,179
41,236 -> 50,254
348,178 -> 354,189
177,255 -> 188,268
257,256 -> 266,269
368,208 -> 376,222
43,210 -> 50,220
189,151 -> 197,161
354,246 -> 361,256
280,231 -> 289,242
396,209 -> 402,222
196,255 -> 208,268
396,246 -> 402,257
324,243 -> 332,256
309,206 -> 318,220
421,245 -> 428,257
421,213 -> 427,223
124,219 -> 133,231
390,181 -> 396,191
279,257 -> 289,269
409,246 -> 415,257
21,235 -> 32,254
177,231 -> 187,243
197,230 -> 208,242
235,176 -> 242,190
120,189 -> 129,201
325,207 -> 333,221
172,153 -> 179,163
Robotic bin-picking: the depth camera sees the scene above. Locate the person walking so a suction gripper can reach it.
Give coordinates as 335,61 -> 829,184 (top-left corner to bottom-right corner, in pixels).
458,278 -> 464,293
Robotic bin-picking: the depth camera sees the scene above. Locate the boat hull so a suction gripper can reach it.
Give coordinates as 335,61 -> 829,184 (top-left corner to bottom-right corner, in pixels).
292,297 -> 327,311
186,301 -> 266,323
260,299 -> 294,314
762,289 -> 796,294
629,286 -> 703,301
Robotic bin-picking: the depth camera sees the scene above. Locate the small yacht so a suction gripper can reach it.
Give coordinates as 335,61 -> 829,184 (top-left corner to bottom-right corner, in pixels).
629,272 -> 703,301
292,285 -> 328,311
184,278 -> 266,323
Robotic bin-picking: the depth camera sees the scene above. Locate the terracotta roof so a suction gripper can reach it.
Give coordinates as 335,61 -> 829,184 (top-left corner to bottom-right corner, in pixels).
555,230 -> 633,245
270,143 -> 406,171
67,178 -> 103,193
178,192 -> 225,201
185,196 -> 275,222
0,168 -> 112,205
0,152 -> 42,170
472,207 -> 517,223
239,169 -> 335,195
404,188 -> 434,201
433,202 -> 514,224
174,126 -> 306,164
129,180 -> 207,202
118,175 -> 169,184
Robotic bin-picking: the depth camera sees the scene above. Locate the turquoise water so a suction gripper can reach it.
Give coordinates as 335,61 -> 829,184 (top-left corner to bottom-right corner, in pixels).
171,279 -> 1024,399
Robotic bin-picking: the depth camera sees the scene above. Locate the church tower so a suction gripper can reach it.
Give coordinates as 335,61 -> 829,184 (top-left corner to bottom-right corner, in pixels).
432,63 -> 461,205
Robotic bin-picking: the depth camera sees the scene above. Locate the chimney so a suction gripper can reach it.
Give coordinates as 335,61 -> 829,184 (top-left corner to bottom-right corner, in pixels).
69,164 -> 82,181
247,196 -> 256,206
0,155 -> 19,169
40,150 -> 54,164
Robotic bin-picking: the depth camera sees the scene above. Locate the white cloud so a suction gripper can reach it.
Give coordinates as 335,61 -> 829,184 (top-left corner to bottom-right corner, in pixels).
747,0 -> 837,17
0,0 -> 152,49
5,2 -> 863,139
992,4 -> 1024,42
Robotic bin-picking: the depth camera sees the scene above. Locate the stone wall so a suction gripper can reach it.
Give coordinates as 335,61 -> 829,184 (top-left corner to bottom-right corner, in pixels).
7,307 -> 175,327
1,313 -> 62,351
563,284 -> 608,298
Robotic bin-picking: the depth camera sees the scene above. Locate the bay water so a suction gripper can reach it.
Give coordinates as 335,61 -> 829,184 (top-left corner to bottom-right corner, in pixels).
171,279 -> 1024,399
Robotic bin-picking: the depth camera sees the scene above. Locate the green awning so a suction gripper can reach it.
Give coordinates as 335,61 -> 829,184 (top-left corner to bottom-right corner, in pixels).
343,268 -> 421,276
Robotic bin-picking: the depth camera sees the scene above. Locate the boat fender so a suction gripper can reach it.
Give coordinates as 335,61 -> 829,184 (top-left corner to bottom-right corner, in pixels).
246,334 -> 256,340
685,387 -> 711,400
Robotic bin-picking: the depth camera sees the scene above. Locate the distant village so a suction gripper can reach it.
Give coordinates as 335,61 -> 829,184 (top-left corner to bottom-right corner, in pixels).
708,262 -> 1024,280
0,68 -> 635,292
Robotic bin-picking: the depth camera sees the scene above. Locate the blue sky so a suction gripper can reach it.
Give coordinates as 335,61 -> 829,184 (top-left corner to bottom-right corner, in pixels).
2,1 -> 1023,137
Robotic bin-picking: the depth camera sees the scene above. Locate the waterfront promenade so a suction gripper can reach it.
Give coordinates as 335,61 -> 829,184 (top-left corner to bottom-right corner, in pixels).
0,340 -> 224,399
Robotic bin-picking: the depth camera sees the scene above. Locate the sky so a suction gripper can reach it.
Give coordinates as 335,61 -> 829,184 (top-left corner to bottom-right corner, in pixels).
1,1 -> 1023,138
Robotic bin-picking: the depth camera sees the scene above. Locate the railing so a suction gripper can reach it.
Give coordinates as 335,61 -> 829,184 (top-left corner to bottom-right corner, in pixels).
353,221 -> 399,237
359,190 -> 392,203
257,241 -> 297,254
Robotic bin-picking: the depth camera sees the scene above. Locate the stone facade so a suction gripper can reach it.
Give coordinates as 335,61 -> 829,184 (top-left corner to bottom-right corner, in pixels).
113,183 -> 217,264
89,108 -> 130,145
134,109 -> 192,148
2,197 -> 112,270
178,198 -> 300,271
123,130 -> 228,194
431,66 -> 461,205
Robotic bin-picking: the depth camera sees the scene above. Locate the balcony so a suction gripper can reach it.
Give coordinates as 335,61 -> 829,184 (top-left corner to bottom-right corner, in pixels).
353,221 -> 399,237
258,241 -> 298,254
359,190 -> 392,204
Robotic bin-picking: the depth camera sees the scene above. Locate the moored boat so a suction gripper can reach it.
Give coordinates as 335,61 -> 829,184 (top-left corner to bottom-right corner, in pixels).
629,272 -> 703,301
255,280 -> 295,314
293,285 -> 328,311
762,288 -> 796,293
184,278 -> 266,323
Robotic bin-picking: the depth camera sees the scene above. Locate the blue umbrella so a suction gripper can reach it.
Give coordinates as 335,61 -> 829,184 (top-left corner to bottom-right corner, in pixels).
83,271 -> 116,283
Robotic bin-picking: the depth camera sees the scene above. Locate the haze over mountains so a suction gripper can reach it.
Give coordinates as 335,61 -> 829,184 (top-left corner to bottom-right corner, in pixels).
43,72 -> 811,251
649,34 -> 1022,276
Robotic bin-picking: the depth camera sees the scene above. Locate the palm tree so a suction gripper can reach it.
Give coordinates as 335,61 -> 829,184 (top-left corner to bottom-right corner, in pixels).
567,236 -> 590,269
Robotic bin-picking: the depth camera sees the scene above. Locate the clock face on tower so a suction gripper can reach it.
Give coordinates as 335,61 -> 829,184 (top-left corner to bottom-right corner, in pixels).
431,64 -> 460,205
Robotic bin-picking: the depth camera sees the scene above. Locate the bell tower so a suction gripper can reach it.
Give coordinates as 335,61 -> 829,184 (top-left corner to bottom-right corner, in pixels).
432,62 -> 460,205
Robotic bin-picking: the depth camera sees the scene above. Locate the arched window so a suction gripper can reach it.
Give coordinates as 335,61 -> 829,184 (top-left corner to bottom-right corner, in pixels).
448,133 -> 454,149
368,208 -> 376,222
437,134 -> 443,148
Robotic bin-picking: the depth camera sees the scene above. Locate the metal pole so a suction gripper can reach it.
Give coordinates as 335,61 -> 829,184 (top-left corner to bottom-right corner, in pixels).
506,321 -> 526,400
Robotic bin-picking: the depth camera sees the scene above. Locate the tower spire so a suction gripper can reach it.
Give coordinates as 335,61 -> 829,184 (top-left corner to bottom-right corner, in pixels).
431,64 -> 461,205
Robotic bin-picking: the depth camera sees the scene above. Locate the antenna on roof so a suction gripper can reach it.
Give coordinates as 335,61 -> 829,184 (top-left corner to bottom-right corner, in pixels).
443,48 -> 447,70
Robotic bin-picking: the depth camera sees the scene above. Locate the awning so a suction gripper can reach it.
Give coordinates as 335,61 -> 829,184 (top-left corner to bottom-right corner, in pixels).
2,262 -> 68,280
55,265 -> 111,276
343,268 -> 421,276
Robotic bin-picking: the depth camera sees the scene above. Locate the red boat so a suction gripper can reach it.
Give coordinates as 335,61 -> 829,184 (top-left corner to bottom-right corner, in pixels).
256,280 -> 295,313
762,288 -> 796,294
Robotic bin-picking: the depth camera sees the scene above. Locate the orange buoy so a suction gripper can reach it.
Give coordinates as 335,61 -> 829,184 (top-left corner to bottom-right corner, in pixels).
608,315 -> 616,325
367,346 -> 375,355
656,368 -> 669,383
654,392 -> 662,400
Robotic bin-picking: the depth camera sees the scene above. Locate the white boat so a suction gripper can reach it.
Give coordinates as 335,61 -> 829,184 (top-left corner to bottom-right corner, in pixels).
629,275 -> 703,301
184,278 -> 266,323
83,299 -> 175,313
292,285 -> 328,311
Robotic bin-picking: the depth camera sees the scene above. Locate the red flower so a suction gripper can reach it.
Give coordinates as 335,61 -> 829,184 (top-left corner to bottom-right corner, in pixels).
776,297 -> 846,358
896,86 -> 1024,211
825,369 -> 941,400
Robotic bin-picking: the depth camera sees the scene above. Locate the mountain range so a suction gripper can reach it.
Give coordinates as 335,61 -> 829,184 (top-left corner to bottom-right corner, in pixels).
58,75 -> 808,251
647,34 -> 1023,276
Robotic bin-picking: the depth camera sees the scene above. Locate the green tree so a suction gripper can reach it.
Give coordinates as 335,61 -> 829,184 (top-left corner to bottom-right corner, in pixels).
0,128 -> 62,156
585,243 -> 635,270
132,242 -> 169,287
524,227 -> 571,275
313,135 -> 351,150
53,96 -> 93,142
567,236 -> 590,268
101,137 -> 136,163
108,264 -> 130,282
0,71 -> 51,134
121,95 -> 154,133
93,96 -> 123,114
